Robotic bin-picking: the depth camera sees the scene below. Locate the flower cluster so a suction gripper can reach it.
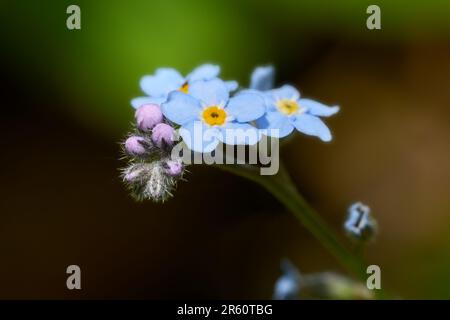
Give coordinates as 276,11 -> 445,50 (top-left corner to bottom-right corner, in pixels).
248,66 -> 340,141
121,64 -> 340,201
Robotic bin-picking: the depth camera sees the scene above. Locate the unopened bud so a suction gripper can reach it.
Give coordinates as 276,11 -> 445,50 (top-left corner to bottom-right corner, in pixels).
163,160 -> 183,177
273,259 -> 301,300
135,104 -> 163,131
124,136 -> 149,156
152,123 -> 176,148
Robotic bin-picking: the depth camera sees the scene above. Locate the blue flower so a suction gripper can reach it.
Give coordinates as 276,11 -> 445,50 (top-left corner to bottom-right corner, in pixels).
131,64 -> 238,108
161,79 -> 265,153
256,85 -> 339,141
344,202 -> 377,241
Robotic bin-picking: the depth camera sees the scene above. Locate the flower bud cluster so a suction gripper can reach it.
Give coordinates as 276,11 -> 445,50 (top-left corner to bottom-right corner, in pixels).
121,104 -> 184,202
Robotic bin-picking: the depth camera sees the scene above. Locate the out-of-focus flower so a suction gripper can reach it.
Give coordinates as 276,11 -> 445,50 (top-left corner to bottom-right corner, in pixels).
344,202 -> 377,241
301,272 -> 374,300
256,85 -> 339,141
273,259 -> 301,300
250,65 -> 275,91
131,64 -> 238,108
135,104 -> 164,131
272,259 -> 373,300
162,78 -> 265,153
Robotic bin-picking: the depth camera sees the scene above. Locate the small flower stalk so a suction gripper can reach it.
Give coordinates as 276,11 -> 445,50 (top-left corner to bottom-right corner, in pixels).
300,272 -> 374,300
344,202 -> 377,242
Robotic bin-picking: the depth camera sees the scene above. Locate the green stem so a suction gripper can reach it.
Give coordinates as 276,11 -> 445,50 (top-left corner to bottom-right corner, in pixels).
216,161 -> 367,280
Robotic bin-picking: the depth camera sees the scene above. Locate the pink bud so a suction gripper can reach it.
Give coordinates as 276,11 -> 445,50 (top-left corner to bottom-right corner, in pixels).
124,170 -> 141,182
164,160 -> 183,177
125,136 -> 147,156
152,123 -> 175,148
135,104 -> 163,131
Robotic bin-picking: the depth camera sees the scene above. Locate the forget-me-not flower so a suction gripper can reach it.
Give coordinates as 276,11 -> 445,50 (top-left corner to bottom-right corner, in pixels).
131,64 -> 238,108
161,78 -> 265,153
256,85 -> 339,141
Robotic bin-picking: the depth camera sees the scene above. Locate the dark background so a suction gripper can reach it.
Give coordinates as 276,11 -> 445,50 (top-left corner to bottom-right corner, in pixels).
1,0 -> 450,298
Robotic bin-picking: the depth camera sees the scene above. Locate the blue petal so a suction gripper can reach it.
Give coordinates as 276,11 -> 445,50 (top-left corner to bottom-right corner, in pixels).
268,85 -> 300,101
219,122 -> 261,145
225,80 -> 239,92
179,120 -> 220,153
256,111 -> 294,138
292,114 -> 332,142
161,91 -> 202,125
250,65 -> 275,91
140,68 -> 184,97
187,64 -> 220,82
300,99 -> 340,117
226,92 -> 266,122
189,78 -> 229,106
237,89 -> 261,95
131,96 -> 166,109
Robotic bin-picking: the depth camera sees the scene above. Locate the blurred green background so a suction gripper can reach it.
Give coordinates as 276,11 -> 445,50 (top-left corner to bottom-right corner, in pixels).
1,0 -> 450,298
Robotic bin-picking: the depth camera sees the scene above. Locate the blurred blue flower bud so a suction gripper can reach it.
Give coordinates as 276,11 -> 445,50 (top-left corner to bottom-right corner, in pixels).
273,259 -> 301,300
344,202 -> 377,241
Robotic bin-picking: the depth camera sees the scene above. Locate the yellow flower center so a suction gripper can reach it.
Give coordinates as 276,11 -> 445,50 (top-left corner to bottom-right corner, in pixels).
202,106 -> 227,126
276,98 -> 300,115
179,82 -> 189,94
